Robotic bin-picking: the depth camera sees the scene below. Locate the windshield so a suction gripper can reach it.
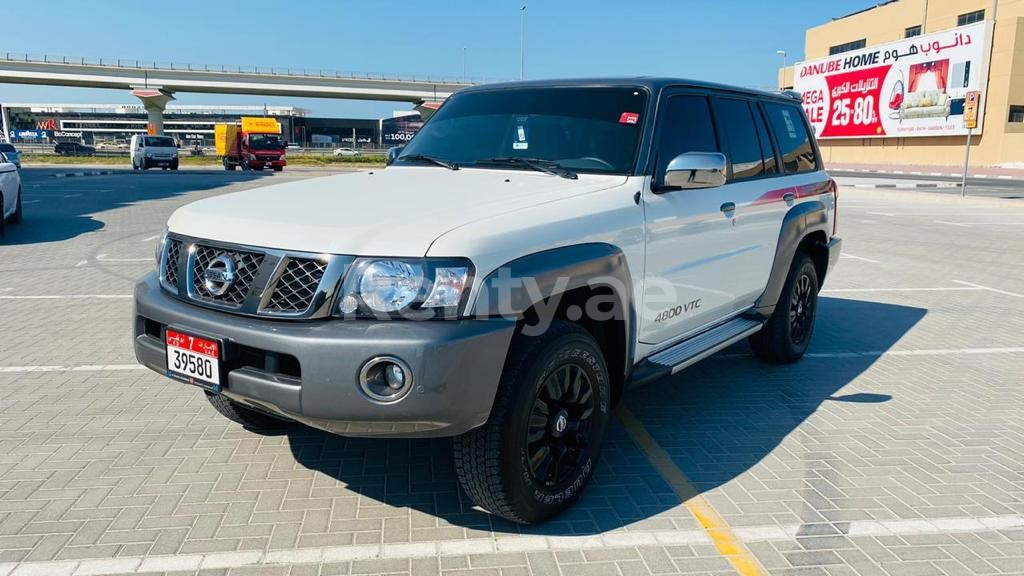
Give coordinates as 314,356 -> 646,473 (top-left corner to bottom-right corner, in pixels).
249,134 -> 284,150
397,87 -> 648,174
144,137 -> 176,148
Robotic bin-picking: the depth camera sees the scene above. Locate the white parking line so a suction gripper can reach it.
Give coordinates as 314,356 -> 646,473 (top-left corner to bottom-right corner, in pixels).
806,347 -> 1024,358
934,220 -> 972,227
22,200 -> 41,205
141,234 -> 162,242
0,515 -> 1018,576
95,254 -> 153,262
0,294 -> 132,300
0,364 -> 145,373
952,279 -> 1024,298
839,253 -> 881,263
822,287 -> 983,293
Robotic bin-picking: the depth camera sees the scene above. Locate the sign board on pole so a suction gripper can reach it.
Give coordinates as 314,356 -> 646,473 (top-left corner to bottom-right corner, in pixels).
964,90 -> 981,129
793,21 -> 993,138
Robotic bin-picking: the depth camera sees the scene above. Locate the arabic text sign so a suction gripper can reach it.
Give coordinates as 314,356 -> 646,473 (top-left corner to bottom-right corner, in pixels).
794,21 -> 991,139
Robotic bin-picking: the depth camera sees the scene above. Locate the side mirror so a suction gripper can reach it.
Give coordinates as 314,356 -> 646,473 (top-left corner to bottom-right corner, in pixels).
386,146 -> 404,166
661,152 -> 727,191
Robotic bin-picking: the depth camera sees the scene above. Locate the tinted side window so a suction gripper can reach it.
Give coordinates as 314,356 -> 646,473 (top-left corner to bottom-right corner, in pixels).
753,105 -> 778,175
656,95 -> 718,178
763,103 -> 818,173
712,98 -> 764,180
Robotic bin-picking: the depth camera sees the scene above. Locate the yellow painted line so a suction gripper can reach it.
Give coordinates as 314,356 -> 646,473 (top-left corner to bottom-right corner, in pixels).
617,407 -> 767,576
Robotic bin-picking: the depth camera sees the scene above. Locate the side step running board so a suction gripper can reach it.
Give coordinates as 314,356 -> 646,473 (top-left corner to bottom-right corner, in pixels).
628,317 -> 763,388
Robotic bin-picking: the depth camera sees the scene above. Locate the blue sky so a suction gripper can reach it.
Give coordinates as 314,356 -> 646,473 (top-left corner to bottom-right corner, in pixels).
2,1 -> 873,118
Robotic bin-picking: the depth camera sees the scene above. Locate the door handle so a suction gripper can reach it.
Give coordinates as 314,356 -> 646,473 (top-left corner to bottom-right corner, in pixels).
720,202 -> 736,213
783,192 -> 796,203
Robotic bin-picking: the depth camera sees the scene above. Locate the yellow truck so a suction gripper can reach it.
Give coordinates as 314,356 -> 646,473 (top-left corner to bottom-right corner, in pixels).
215,117 -> 287,171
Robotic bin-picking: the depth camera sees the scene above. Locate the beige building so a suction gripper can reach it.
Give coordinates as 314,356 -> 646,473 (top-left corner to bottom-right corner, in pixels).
780,0 -> 1024,166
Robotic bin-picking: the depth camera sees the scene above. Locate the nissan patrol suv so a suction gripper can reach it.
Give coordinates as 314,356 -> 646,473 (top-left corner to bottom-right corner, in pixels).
134,78 -> 841,523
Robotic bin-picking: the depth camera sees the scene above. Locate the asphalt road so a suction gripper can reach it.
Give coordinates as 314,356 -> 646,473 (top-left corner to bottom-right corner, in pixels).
1,168 -> 1023,576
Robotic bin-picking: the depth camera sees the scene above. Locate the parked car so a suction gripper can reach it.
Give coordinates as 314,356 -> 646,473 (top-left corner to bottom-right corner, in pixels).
286,143 -> 302,151
332,147 -> 362,157
131,135 -> 179,170
134,78 -> 841,523
0,143 -> 21,169
54,141 -> 96,156
0,150 -> 23,235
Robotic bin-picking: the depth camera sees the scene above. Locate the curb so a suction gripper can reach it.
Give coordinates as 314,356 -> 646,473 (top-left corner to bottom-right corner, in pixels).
847,183 -> 958,189
838,185 -> 1024,207
51,170 -> 117,178
833,168 -> 1020,181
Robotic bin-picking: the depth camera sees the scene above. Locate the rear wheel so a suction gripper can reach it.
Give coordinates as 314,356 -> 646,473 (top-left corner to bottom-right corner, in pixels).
749,251 -> 819,364
0,192 -> 6,236
454,321 -> 611,524
272,166 -> 283,172
205,393 -> 292,431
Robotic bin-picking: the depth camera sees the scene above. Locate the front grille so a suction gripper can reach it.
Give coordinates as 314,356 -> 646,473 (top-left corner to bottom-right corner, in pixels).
190,246 -> 264,307
263,258 -> 327,313
162,239 -> 182,289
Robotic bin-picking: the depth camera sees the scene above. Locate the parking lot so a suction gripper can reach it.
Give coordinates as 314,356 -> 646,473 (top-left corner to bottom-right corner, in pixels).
1,168 -> 1023,576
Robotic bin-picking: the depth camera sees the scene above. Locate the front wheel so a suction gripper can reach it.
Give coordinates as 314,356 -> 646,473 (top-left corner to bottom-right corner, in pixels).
205,393 -> 292,431
749,251 -> 819,363
9,188 -> 23,224
454,321 -> 611,524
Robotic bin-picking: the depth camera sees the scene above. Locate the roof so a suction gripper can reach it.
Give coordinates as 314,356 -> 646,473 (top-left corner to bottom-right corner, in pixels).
832,0 -> 899,22
458,77 -> 800,102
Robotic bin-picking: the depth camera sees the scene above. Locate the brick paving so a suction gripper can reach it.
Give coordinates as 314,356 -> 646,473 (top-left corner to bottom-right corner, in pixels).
1,169 -> 1023,575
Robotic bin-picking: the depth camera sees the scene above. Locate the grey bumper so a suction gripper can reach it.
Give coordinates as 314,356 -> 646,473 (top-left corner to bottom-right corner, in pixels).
133,274 -> 515,438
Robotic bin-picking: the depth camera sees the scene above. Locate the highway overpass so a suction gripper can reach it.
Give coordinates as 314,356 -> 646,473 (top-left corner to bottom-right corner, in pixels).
0,54 -> 474,134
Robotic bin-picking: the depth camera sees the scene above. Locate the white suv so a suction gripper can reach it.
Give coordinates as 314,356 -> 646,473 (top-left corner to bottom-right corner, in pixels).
134,78 -> 841,523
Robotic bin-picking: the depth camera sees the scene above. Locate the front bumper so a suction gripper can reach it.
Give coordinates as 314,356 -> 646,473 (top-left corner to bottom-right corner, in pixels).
133,274 -> 515,437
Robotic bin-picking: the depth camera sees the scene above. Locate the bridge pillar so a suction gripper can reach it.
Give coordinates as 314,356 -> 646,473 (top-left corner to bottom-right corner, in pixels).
130,88 -> 175,135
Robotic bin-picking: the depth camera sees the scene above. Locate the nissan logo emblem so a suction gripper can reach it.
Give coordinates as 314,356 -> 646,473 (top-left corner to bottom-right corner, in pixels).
203,255 -> 236,296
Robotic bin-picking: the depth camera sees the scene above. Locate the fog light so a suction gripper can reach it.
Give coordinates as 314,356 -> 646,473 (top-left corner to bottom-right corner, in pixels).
358,356 -> 413,402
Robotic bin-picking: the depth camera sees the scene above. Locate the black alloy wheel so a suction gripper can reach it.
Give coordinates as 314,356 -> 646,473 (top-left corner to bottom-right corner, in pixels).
526,364 -> 595,488
789,272 -> 815,346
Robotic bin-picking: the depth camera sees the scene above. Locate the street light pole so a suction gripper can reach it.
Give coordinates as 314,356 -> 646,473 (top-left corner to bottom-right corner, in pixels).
520,5 -> 526,80
463,46 -> 467,82
776,50 -> 788,89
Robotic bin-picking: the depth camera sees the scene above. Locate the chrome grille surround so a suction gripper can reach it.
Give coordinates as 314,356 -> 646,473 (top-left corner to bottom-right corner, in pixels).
159,238 -> 183,292
158,234 -> 352,319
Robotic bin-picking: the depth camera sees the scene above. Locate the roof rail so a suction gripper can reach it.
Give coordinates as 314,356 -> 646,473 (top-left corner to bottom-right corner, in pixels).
777,90 -> 802,101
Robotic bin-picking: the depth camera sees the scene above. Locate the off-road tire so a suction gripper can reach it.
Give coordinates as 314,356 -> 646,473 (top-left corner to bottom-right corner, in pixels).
273,166 -> 283,172
749,251 -> 819,364
0,192 -> 5,237
205,392 -> 292,431
453,320 -> 611,524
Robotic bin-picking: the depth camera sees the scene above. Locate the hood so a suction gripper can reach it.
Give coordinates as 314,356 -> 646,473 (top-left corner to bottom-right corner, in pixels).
167,166 -> 626,256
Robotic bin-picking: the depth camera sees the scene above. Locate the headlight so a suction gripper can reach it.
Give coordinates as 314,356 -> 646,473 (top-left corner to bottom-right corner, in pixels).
337,258 -> 472,318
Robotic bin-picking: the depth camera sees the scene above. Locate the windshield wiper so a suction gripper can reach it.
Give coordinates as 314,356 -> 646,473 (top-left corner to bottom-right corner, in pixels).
475,157 -> 578,179
397,154 -> 459,170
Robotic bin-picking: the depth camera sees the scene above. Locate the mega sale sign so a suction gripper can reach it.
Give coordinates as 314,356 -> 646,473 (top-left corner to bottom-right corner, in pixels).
793,21 -> 992,139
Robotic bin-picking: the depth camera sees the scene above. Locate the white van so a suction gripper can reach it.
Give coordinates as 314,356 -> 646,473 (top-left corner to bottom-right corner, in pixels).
131,135 -> 179,170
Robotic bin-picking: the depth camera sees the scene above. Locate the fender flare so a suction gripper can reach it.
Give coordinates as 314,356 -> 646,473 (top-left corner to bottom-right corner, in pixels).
753,200 -> 831,317
471,243 -> 636,383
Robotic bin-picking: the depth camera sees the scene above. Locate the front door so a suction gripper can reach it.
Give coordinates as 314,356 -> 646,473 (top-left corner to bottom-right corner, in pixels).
638,92 -> 741,345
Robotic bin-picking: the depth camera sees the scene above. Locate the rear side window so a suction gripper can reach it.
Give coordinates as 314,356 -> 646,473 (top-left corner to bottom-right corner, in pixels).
656,95 -> 718,177
763,103 -> 818,174
711,98 -> 765,180
0,144 -> 14,152
753,106 -> 778,175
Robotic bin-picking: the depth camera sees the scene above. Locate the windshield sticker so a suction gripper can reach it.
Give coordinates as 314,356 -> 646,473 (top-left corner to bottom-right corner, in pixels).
619,112 -> 640,125
513,118 -> 529,150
